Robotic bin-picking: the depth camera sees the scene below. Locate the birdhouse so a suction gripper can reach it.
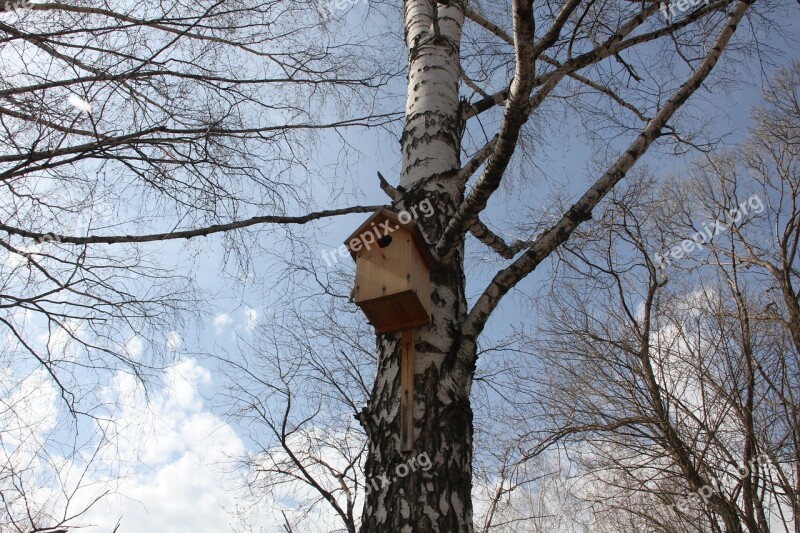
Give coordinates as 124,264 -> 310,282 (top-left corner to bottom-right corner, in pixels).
345,208 -> 431,334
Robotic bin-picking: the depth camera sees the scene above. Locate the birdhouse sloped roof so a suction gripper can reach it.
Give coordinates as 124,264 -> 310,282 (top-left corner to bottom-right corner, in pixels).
344,208 -> 433,266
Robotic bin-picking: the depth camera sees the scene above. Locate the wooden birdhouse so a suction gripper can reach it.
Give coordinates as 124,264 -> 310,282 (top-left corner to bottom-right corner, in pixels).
345,208 -> 431,334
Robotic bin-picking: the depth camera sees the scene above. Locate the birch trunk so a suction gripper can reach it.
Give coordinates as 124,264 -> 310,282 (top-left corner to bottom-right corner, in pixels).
358,1 -> 475,531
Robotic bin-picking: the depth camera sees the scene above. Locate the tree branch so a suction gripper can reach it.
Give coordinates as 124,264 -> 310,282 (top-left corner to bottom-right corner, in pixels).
464,7 -> 514,45
455,135 -> 498,184
377,171 -> 401,202
469,219 -> 516,260
461,0 -> 754,349
0,206 -> 384,246
436,0 -> 584,260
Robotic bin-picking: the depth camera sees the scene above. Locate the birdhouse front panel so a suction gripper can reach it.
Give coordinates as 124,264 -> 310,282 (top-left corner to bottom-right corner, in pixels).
353,231 -> 414,302
345,209 -> 431,334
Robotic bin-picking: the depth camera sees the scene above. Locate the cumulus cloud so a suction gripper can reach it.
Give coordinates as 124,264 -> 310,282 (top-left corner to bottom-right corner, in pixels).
70,358 -> 280,532
243,307 -> 259,332
1,352 -> 367,533
123,335 -> 144,360
0,366 -> 64,528
36,319 -> 84,361
0,366 -> 58,447
165,331 -> 182,352
213,309 -> 260,335
0,309 -> 355,533
213,313 -> 232,335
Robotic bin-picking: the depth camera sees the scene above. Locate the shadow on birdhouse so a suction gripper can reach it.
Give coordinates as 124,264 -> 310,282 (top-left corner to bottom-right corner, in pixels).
345,208 -> 431,334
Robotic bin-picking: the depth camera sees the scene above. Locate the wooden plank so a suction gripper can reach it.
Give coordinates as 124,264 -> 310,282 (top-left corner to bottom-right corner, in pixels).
354,229 -> 414,303
358,291 -> 430,334
399,329 -> 414,452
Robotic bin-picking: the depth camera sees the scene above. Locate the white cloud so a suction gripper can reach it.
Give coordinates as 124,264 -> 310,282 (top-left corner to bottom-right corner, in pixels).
243,307 -> 259,332
0,366 -> 58,446
213,313 -> 232,335
163,358 -> 211,412
0,249 -> 25,269
123,335 -> 144,360
36,319 -> 84,361
165,331 -> 182,352
71,358 -> 281,532
0,367 -> 64,527
1,355 -> 365,533
246,426 -> 367,532
212,309 -> 261,336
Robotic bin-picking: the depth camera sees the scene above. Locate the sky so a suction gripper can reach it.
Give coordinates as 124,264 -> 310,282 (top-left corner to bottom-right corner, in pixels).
0,0 -> 799,531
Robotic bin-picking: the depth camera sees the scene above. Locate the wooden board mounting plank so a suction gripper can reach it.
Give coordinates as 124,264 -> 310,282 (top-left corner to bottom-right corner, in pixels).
400,329 -> 414,452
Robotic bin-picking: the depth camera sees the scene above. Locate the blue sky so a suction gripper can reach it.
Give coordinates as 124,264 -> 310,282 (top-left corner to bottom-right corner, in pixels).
1,0 -> 799,530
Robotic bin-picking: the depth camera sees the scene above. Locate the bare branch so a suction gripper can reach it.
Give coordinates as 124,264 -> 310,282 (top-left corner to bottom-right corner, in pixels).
0,205 -> 384,246
461,0 -> 754,345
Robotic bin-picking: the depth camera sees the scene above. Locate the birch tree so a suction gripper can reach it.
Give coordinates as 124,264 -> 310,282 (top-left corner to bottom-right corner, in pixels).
0,0 -> 789,530
358,0 -> 763,529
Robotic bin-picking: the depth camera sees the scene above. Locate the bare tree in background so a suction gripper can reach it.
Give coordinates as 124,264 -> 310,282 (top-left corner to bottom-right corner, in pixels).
0,0 -> 791,530
509,64 -> 799,533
